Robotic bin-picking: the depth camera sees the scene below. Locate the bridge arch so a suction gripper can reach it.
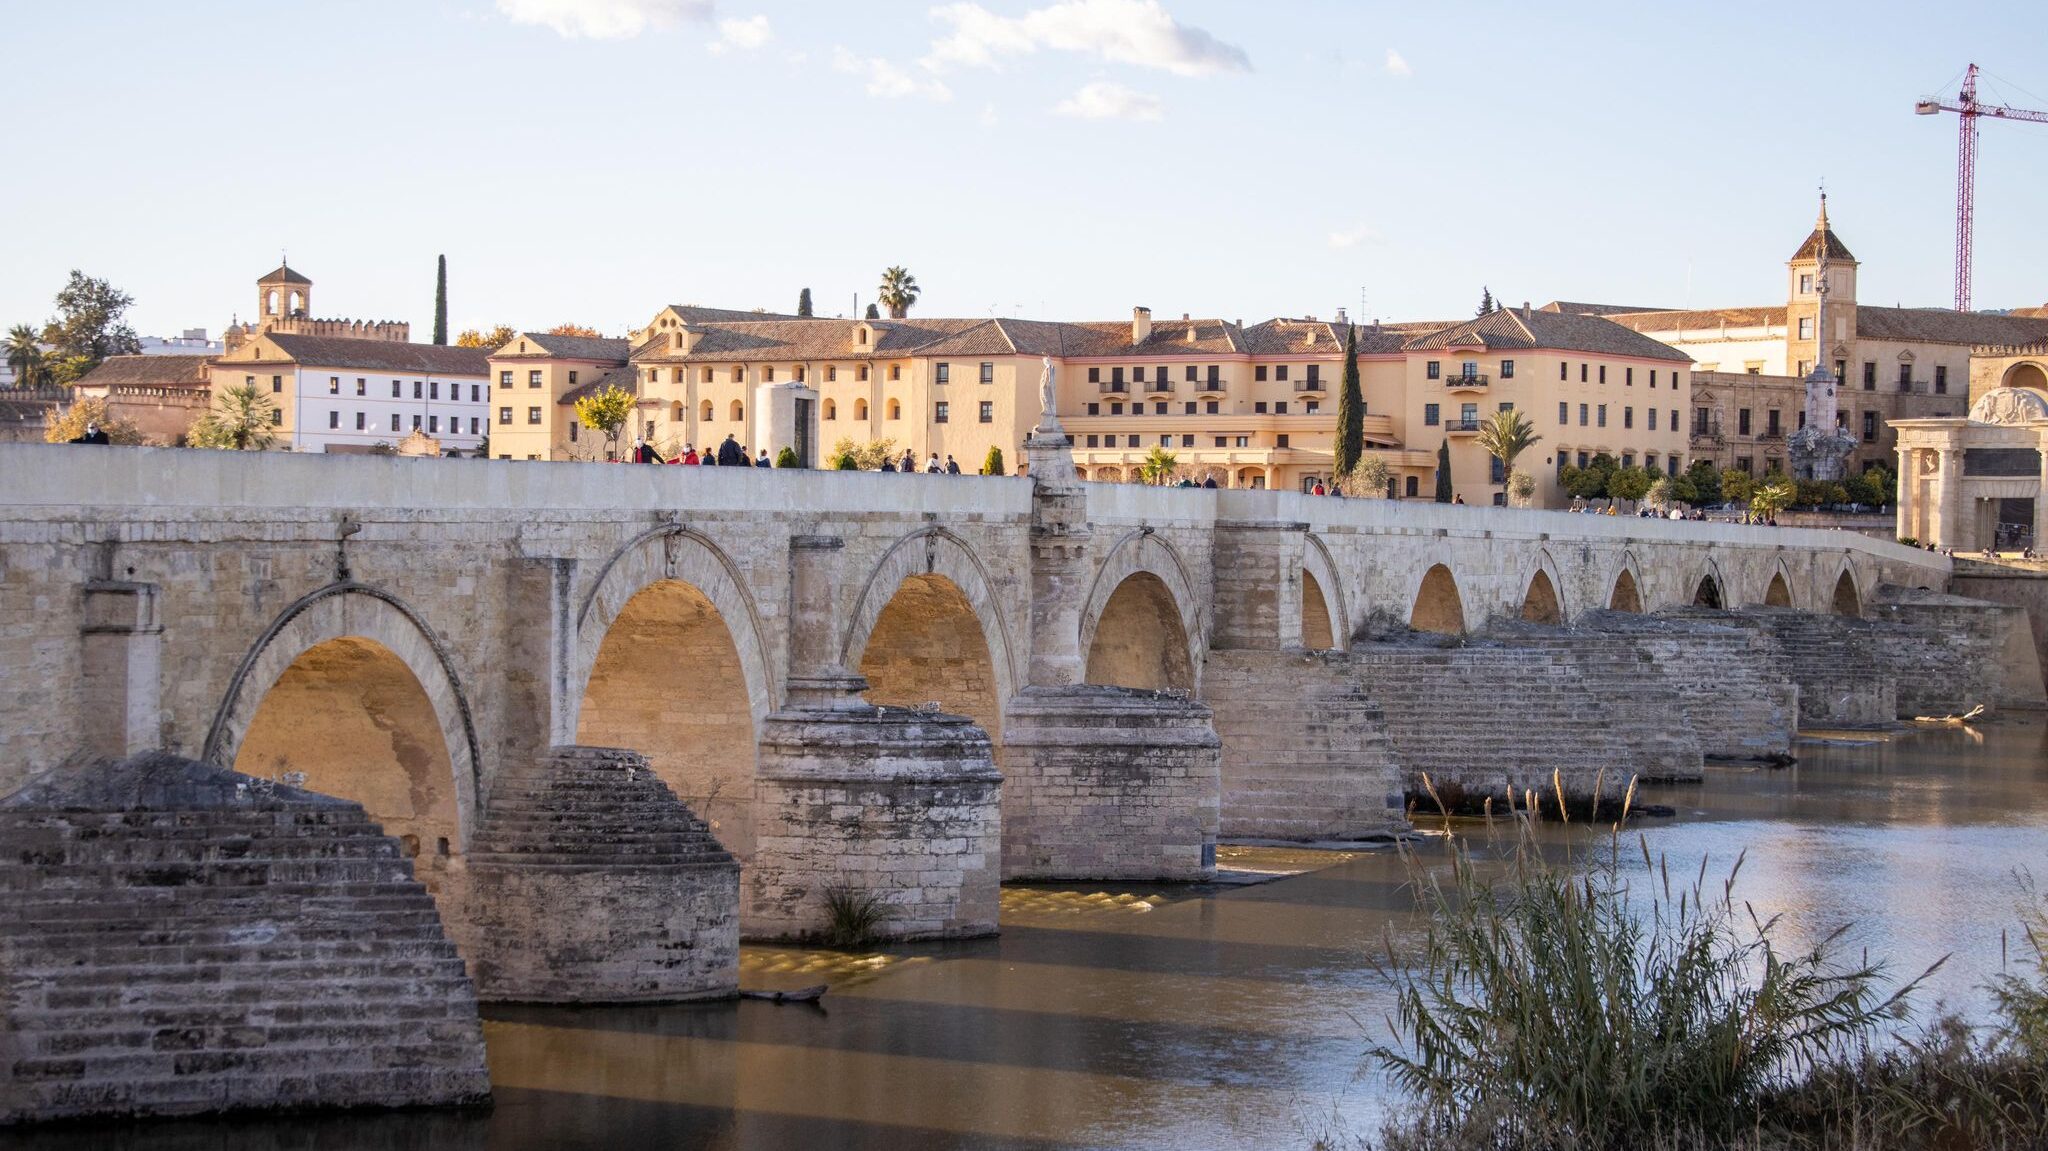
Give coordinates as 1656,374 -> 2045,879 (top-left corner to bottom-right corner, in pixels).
1410,563 -> 1467,635
841,527 -> 1020,738
1080,530 -> 1204,691
1607,552 -> 1645,612
1829,562 -> 1865,616
1300,532 -> 1349,651
203,583 -> 481,881
571,527 -> 775,856
1762,561 -> 1794,608
1691,559 -> 1728,610
1516,550 -> 1566,625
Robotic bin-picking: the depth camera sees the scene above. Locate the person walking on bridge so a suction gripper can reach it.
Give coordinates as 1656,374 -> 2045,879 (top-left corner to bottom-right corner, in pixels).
631,438 -> 664,464
716,435 -> 745,467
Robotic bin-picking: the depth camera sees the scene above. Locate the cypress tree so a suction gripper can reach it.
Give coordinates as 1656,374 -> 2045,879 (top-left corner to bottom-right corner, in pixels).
1476,286 -> 1495,317
432,255 -> 448,345
1333,323 -> 1364,477
797,288 -> 813,317
1435,440 -> 1454,503
865,303 -> 880,320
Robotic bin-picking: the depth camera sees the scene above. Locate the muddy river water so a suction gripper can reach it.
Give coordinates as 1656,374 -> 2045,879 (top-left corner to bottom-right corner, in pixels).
13,720 -> 2047,1151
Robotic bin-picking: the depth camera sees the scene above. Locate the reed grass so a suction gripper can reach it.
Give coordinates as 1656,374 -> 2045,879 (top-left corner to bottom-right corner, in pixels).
819,884 -> 895,949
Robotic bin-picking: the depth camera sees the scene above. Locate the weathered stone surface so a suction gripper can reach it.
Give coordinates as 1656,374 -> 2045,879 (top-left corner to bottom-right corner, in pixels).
1206,649 -> 1403,841
751,707 -> 1000,942
1001,686 -> 1221,880
1871,588 -> 2048,715
0,752 -> 490,1125
444,745 -> 738,1003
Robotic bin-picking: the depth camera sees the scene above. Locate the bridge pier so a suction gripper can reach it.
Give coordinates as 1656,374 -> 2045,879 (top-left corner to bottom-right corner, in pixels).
745,535 -> 1001,941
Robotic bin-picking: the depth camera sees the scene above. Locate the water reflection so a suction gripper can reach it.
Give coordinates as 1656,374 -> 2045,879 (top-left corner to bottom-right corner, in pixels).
8,720 -> 2045,1151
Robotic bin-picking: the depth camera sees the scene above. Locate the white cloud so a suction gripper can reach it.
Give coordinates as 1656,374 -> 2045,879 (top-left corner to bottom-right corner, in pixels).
496,0 -> 712,39
833,47 -> 954,101
1384,48 -> 1411,77
1328,224 -> 1381,251
925,0 -> 1249,77
707,14 -> 772,52
1054,80 -> 1163,121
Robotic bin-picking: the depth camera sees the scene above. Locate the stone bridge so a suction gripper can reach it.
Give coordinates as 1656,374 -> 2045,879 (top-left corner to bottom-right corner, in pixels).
1,438 -> 2000,980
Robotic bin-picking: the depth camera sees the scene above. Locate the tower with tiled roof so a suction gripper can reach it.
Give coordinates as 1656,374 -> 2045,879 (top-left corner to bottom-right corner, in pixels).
1788,193 -> 1860,481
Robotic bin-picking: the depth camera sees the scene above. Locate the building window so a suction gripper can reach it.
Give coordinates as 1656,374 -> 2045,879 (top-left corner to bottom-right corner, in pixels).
1154,401 -> 1167,415
1426,361 -> 1440,380
858,365 -> 870,382
271,375 -> 282,393
356,378 -> 366,396
1305,401 -> 1320,414
499,371 -> 512,387
1255,401 -> 1268,413
1580,363 -> 1588,382
1306,364 -> 1321,385
498,407 -> 512,424
1935,365 -> 1948,393
1255,365 -> 1268,382
1184,401 -> 1196,415
1405,475 -> 1419,498
1598,365 -> 1608,384
528,407 -> 541,424
391,414 -> 401,432
1275,365 -> 1289,381
1579,403 -> 1589,427
1277,433 -> 1290,448
825,365 -> 837,382
411,415 -> 421,430
1621,453 -> 1634,470
700,367 -> 713,383
470,417 -> 479,435
1185,365 -> 1198,381
1460,402 -> 1479,425
1126,435 -> 1140,447
1424,403 -> 1440,426
269,409 -> 282,426
1648,408 -> 1658,431
890,364 -> 901,381
763,367 -> 775,382
1160,434 -> 1174,448
1214,436 -> 1227,447
328,377 -> 339,394
1625,368 -> 1634,386
1767,409 -> 1781,436
328,411 -> 339,429
1207,365 -> 1220,385
731,367 -> 744,383
569,421 -> 578,442
1088,367 -> 1101,383
1111,366 -> 1125,385
935,401 -> 949,423
1501,360 -> 1515,379
1798,317 -> 1814,339
1800,273 -> 1813,294
355,412 -> 365,431
1085,434 -> 1099,447
1181,434 -> 1193,447
1862,362 -> 1876,390
413,381 -> 423,399
430,381 -> 440,400
1624,406 -> 1634,429
1559,362 -> 1568,381
1490,456 -> 1505,483
1863,411 -> 1877,442
1597,404 -> 1607,428
979,362 -> 993,384
566,371 -> 578,386
1234,435 -> 1249,447
1087,403 -> 1100,415
1649,370 -> 1657,388
1206,400 -> 1219,414
936,363 -> 950,384
1670,409 -> 1678,434
524,370 -> 540,388
1559,401 -> 1569,424
429,415 -> 439,434
979,401 -> 993,423
1275,401 -> 1288,414
1738,408 -> 1752,435
1110,402 -> 1124,415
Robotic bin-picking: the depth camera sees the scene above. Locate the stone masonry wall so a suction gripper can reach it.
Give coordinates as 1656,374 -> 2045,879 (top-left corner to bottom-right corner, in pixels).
1206,649 -> 1404,841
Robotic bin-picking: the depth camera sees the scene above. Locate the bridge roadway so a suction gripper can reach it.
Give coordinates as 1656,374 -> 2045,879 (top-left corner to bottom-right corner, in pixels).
0,440 -> 1950,954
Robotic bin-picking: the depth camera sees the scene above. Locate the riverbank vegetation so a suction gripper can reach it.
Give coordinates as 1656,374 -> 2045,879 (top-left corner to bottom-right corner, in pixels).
1343,794 -> 2048,1150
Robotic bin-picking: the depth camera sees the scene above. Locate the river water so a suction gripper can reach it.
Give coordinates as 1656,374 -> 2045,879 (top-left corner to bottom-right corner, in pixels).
12,720 -> 2047,1151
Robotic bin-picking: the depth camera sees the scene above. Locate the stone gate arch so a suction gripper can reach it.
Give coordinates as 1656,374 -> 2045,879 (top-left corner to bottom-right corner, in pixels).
202,582 -> 482,853
1409,562 -> 1467,635
1516,550 -> 1567,625
1607,552 -> 1646,612
841,527 -> 1021,733
1080,529 -> 1205,690
1301,532 -> 1349,651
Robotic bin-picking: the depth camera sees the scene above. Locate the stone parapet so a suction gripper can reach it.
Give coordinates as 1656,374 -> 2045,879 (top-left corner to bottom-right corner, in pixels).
1206,648 -> 1404,840
1000,686 -> 1221,880
0,752 -> 489,1125
445,745 -> 738,1003
750,707 -> 1000,942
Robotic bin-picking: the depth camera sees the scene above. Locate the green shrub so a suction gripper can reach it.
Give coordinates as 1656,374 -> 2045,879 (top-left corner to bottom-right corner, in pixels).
820,885 -> 894,949
774,446 -> 799,468
982,446 -> 1005,476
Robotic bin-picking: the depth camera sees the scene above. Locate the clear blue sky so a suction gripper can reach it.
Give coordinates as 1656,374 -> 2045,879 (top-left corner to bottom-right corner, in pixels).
5,0 -> 2047,339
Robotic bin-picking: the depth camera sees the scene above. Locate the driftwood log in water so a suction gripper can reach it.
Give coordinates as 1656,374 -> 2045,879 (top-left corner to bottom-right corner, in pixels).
738,984 -> 829,1004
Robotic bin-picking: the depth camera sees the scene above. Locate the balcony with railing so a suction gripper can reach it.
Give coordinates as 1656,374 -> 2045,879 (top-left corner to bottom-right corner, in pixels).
1440,418 -> 1482,435
1145,380 -> 1174,393
1690,419 -> 1723,445
1444,373 -> 1489,391
1294,378 -> 1326,393
1098,380 -> 1128,394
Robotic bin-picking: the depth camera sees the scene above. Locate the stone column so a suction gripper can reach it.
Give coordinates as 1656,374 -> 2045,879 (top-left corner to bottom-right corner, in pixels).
79,581 -> 162,758
2035,430 -> 2048,549
1025,430 -> 1091,687
1930,445 -> 1965,549
1895,447 -> 1916,543
748,533 -> 1001,942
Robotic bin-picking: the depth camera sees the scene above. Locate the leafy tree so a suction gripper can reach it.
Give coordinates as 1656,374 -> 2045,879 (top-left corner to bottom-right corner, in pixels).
546,323 -> 603,337
474,433 -> 490,459
1138,445 -> 1179,485
455,324 -> 518,349
1476,286 -> 1496,316
6,325 -> 47,389
1719,467 -> 1756,507
1607,466 -> 1653,502
432,255 -> 448,345
981,446 -> 1005,476
864,303 -> 880,320
1474,409 -> 1541,499
1751,475 -> 1797,520
877,266 -> 920,319
43,271 -> 141,374
1794,479 -> 1849,508
44,396 -> 142,444
1846,463 -> 1895,507
574,384 -> 636,454
797,288 -> 813,318
187,383 -> 278,450
1668,474 -> 1699,504
1506,469 -> 1537,507
1333,323 -> 1364,478
1343,454 -> 1392,497
828,436 -> 900,470
1684,459 -> 1722,505
1435,440 -> 1453,503
775,446 -> 799,468
1560,465 -> 1607,500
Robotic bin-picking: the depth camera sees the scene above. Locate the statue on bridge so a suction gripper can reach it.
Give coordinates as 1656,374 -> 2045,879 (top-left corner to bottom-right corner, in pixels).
1035,356 -> 1064,437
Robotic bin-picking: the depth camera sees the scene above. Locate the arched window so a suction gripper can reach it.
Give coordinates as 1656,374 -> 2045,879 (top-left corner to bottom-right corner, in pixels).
700,400 -> 714,422
731,367 -> 743,383
730,400 -> 744,421
887,399 -> 901,421
823,399 -> 837,420
670,401 -> 683,422
855,399 -> 869,420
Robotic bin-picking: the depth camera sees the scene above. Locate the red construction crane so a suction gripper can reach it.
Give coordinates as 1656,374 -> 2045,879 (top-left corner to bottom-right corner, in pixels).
1916,63 -> 2048,312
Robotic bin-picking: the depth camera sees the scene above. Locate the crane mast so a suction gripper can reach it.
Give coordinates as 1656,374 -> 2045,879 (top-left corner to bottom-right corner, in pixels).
1916,63 -> 2048,312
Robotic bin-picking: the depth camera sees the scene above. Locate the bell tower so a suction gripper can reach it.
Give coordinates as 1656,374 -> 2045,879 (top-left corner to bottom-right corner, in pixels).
1785,194 -> 1859,379
256,261 -> 313,330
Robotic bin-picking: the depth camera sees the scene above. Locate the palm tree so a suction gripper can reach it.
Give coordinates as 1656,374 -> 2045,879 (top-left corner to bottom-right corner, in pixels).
1138,445 -> 1179,486
6,325 -> 46,389
1475,408 -> 1542,501
188,383 -> 277,450
877,267 -> 920,318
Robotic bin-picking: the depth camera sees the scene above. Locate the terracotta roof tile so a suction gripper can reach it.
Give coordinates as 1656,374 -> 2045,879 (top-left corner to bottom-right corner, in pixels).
257,335 -> 491,376
1611,307 -> 1788,332
1853,306 -> 2048,347
74,354 -> 212,389
509,333 -> 630,361
1406,308 -> 1693,363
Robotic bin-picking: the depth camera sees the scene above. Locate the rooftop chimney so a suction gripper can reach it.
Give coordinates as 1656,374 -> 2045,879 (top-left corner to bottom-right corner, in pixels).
1132,306 -> 1152,345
